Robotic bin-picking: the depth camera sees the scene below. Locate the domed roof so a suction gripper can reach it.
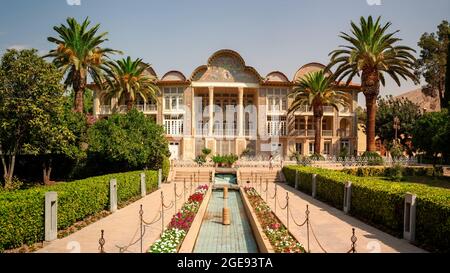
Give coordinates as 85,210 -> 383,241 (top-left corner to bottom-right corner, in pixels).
161,70 -> 187,82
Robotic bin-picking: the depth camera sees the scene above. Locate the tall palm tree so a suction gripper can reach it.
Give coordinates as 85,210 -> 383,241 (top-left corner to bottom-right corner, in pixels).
104,57 -> 159,111
327,16 -> 417,152
289,70 -> 348,155
46,17 -> 121,113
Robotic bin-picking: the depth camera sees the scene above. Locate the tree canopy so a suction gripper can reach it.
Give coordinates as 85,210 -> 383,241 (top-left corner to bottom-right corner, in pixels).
375,95 -> 422,151
87,109 -> 169,173
0,49 -> 74,186
415,20 -> 450,109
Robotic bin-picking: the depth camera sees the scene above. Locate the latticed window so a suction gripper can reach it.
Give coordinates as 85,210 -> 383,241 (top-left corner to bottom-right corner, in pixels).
264,88 -> 288,113
267,116 -> 287,136
164,114 -> 184,135
163,87 -> 184,111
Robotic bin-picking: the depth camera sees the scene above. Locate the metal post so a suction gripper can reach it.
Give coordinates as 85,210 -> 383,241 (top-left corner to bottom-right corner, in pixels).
183,178 -> 186,202
266,180 -> 268,202
161,191 -> 164,234
139,205 -> 143,253
99,230 -> 106,253
306,205 -> 310,253
274,184 -> 277,214
286,192 -> 289,230
190,175 -> 193,195
174,183 -> 177,214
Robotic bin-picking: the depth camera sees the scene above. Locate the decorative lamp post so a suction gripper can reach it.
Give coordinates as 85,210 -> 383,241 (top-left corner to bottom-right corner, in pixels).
393,116 -> 400,144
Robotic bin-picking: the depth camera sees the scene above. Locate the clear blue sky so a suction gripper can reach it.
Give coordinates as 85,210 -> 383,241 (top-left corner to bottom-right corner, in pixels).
0,0 -> 449,104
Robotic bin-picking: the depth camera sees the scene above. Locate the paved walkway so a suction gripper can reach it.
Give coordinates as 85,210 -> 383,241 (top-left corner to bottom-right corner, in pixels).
194,190 -> 258,253
37,183 -> 182,253
256,182 -> 426,253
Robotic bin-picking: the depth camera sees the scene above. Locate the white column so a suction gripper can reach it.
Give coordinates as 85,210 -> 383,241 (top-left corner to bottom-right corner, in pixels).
208,87 -> 214,136
93,91 -> 100,118
191,87 -> 196,136
238,87 -> 244,137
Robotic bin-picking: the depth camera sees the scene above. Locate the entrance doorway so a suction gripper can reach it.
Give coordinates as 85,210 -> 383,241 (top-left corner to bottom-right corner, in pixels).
169,142 -> 180,160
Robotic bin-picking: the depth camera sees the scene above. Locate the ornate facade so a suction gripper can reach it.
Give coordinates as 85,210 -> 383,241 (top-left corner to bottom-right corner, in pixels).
93,49 -> 360,160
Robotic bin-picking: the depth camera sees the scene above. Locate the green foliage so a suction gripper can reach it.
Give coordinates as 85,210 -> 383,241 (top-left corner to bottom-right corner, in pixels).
201,148 -> 212,156
415,20 -> 450,109
309,153 -> 325,161
212,154 -> 238,165
412,110 -> 449,164
362,151 -> 384,166
0,170 -> 158,251
376,95 -> 422,153
162,156 -> 170,181
283,166 -> 450,252
387,164 -> 404,182
194,155 -> 207,166
87,109 -> 169,173
389,142 -> 406,159
343,166 -> 443,178
339,149 -> 349,159
46,17 -> 121,112
0,49 -> 71,186
104,57 -> 159,110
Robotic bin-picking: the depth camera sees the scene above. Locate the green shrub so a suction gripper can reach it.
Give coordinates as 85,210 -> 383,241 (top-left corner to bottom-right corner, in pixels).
362,151 -> 384,166
343,166 -> 442,178
310,153 -> 325,161
194,155 -> 207,166
201,148 -> 212,156
387,164 -> 404,182
283,165 -> 450,252
0,170 -> 158,252
212,154 -> 238,165
162,156 -> 170,181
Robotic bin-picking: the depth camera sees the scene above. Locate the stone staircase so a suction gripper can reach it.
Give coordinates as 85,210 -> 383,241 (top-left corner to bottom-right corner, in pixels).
238,169 -> 284,184
171,169 -> 213,183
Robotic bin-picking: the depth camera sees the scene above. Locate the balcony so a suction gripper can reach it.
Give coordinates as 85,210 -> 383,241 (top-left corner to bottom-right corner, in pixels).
100,105 -> 112,115
294,105 -> 311,113
322,130 -> 333,137
338,129 -> 352,138
164,120 -> 184,136
323,106 -> 334,113
267,121 -> 287,136
267,105 -> 287,114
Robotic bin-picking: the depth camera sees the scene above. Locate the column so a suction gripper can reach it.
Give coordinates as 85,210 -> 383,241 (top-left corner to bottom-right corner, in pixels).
93,91 -> 100,118
191,87 -> 196,136
304,116 -> 308,136
238,87 -> 244,137
208,87 -> 214,136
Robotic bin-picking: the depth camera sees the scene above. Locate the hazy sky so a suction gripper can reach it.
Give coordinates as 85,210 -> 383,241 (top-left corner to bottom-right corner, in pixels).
0,0 -> 449,105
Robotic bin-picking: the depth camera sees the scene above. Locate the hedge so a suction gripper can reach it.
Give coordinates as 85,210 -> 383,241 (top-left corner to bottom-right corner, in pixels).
342,166 -> 444,178
0,170 -> 158,252
283,166 -> 450,252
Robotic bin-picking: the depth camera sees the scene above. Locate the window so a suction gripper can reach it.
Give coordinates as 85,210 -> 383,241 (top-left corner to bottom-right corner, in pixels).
265,88 -> 288,112
309,142 -> 314,155
295,143 -> 302,153
324,142 -> 331,155
267,116 -> 287,136
163,87 -> 185,111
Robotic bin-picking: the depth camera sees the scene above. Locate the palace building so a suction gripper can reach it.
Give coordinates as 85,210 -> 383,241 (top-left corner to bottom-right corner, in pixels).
92,49 -> 360,160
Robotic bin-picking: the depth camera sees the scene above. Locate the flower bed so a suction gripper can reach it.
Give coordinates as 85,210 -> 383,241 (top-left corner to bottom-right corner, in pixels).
244,187 -> 305,253
149,185 -> 209,253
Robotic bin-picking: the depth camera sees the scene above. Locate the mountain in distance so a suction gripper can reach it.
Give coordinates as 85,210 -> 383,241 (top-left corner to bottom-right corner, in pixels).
395,88 -> 441,112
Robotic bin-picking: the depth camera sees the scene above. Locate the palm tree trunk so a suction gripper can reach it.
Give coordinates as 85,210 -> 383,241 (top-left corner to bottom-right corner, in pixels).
73,71 -> 86,113
366,94 -> 377,152
362,69 -> 380,152
126,94 -> 133,111
313,105 -> 323,155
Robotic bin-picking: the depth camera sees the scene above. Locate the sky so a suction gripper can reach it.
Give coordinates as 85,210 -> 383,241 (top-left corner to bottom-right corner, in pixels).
0,0 -> 449,105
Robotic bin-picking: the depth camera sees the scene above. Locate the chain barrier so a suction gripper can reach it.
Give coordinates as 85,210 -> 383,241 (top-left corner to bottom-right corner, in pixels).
347,228 -> 358,253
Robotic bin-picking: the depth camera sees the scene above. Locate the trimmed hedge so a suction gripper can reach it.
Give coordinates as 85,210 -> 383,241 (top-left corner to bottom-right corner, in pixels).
0,170 -> 158,252
342,166 -> 444,178
283,166 -> 450,252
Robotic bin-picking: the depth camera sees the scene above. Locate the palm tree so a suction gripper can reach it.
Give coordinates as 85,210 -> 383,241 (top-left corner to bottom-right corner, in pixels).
289,70 -> 348,155
327,16 -> 417,152
104,57 -> 159,111
46,17 -> 121,113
